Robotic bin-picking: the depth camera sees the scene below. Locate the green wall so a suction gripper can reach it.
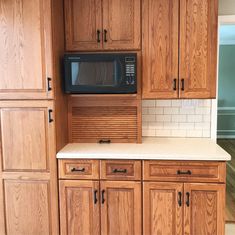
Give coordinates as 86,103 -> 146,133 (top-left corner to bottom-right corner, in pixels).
218,45 -> 235,107
217,45 -> 235,137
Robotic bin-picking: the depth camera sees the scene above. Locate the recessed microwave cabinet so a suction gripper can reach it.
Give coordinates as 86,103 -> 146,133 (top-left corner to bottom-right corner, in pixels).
64,0 -> 141,51
142,0 -> 218,99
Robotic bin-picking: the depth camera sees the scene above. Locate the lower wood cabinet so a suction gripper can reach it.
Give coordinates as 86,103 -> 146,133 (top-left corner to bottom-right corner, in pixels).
144,182 -> 225,235
59,180 -> 100,235
58,159 -> 226,235
59,179 -> 141,235
100,181 -> 141,235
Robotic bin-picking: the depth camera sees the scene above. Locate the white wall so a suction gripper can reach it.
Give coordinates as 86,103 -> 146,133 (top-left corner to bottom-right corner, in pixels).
219,0 -> 235,15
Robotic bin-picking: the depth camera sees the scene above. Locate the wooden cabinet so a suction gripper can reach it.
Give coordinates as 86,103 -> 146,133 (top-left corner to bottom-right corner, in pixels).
0,0 -> 53,99
142,0 -> 179,99
143,182 -> 183,235
59,159 -> 226,235
143,182 -> 225,235
0,101 -> 59,235
142,0 -> 218,99
64,0 -> 141,51
59,180 -> 100,235
100,181 -> 141,235
184,183 -> 225,235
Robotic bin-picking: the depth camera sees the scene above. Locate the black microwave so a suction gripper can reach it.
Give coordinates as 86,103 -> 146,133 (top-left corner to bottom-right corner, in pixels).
64,53 -> 137,94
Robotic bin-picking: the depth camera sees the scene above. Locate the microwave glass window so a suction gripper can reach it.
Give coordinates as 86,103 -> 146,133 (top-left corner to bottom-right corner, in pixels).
71,62 -> 117,86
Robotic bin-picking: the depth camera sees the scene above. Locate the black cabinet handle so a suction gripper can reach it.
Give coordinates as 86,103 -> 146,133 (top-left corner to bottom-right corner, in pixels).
104,29 -> 107,42
71,167 -> 85,172
112,168 -> 127,173
94,190 -> 98,204
181,79 -> 185,91
97,30 -> 101,43
186,192 -> 190,207
177,170 -> 191,175
101,190 -> 105,204
48,109 -> 53,123
47,77 -> 52,91
178,192 -> 182,207
99,139 -> 111,144
173,78 -> 177,91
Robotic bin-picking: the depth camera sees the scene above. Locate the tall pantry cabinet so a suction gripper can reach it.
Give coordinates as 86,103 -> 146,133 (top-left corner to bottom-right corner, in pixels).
0,0 -> 67,234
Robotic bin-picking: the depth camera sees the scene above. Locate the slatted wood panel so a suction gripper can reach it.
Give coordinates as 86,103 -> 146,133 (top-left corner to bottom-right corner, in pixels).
70,106 -> 138,143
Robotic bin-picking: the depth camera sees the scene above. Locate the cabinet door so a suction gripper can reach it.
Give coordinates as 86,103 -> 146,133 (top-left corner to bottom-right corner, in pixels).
0,101 -> 55,172
184,183 -> 225,235
64,0 -> 102,51
0,0 -> 53,99
179,0 -> 218,98
4,180 -> 51,235
101,181 -> 141,235
59,180 -> 100,235
102,0 -> 141,50
143,182 -> 183,235
142,0 -> 179,99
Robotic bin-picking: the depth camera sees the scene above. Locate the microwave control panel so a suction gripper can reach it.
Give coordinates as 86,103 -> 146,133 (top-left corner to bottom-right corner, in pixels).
125,56 -> 136,85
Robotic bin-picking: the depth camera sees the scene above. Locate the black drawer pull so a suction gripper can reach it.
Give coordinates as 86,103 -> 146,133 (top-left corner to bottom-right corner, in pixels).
178,192 -> 182,207
173,78 -> 177,91
99,139 -> 111,144
186,192 -> 190,207
101,190 -> 105,204
94,190 -> 98,204
112,168 -> 127,173
97,30 -> 101,43
47,77 -> 52,91
48,109 -> 53,123
181,79 -> 185,91
104,29 -> 107,42
71,167 -> 85,172
177,170 -> 191,175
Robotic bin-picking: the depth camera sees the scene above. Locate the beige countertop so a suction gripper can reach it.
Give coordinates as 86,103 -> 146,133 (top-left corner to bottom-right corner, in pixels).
56,137 -> 231,161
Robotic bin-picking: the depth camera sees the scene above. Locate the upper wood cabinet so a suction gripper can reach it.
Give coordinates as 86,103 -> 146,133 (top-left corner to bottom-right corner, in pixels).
142,0 -> 218,99
64,0 -> 141,51
179,0 -> 218,98
0,0 -> 53,100
142,0 -> 179,99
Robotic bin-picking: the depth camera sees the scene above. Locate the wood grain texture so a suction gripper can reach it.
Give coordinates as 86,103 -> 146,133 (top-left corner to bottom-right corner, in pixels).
68,95 -> 142,143
51,0 -> 68,152
59,180 -> 100,235
101,160 -> 141,181
64,0 -> 102,51
59,159 -> 100,180
143,160 -> 226,183
143,182 -> 183,235
184,183 -> 225,235
179,0 -> 218,98
0,0 -> 53,99
142,0 -> 179,99
100,181 -> 141,235
102,0 -> 141,50
4,180 -> 51,235
0,178 -> 5,235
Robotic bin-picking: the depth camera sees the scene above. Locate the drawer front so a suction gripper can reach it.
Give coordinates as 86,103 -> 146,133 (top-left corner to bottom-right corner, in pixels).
143,161 -> 226,183
59,160 -> 99,179
101,160 -> 141,180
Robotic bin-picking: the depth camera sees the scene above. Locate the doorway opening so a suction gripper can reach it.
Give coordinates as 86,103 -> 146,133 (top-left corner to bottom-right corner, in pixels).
216,15 -> 235,223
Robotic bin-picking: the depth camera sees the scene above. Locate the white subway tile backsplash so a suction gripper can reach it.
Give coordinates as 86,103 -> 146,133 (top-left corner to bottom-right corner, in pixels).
142,99 -> 212,138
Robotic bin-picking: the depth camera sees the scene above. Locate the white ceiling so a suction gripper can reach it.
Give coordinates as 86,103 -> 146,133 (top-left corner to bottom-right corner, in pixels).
220,25 -> 235,45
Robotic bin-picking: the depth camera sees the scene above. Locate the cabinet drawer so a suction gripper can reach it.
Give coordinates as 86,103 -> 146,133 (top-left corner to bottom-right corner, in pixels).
101,160 -> 141,180
59,160 -> 99,180
143,161 -> 226,183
